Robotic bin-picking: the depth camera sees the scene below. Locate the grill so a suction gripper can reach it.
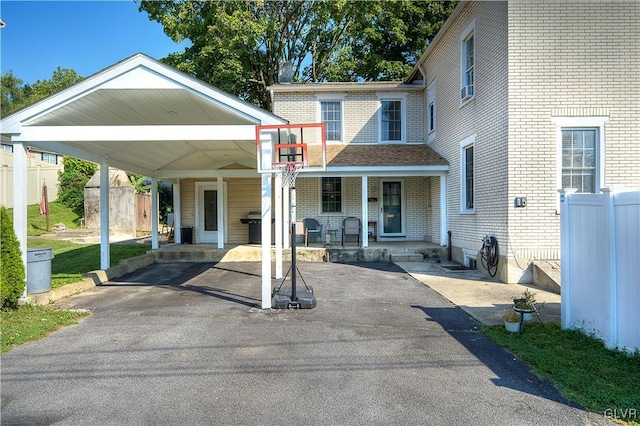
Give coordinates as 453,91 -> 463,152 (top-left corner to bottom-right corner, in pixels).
240,211 -> 263,244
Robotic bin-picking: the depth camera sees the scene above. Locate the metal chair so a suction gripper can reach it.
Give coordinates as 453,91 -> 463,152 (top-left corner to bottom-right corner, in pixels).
303,218 -> 322,247
342,216 -> 361,246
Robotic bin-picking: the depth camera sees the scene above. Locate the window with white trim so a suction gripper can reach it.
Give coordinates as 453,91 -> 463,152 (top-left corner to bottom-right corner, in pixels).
460,135 -> 476,213
320,177 -> 344,214
316,94 -> 345,142
42,152 -> 58,164
561,128 -> 598,193
378,94 -> 406,143
553,116 -> 607,196
427,81 -> 436,142
460,21 -> 475,103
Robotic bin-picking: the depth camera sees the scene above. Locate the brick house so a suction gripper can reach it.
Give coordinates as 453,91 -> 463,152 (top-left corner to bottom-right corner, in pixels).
271,0 -> 640,283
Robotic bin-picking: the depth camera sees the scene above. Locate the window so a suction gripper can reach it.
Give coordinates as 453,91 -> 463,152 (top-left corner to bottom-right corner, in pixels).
42,152 -> 58,164
1,144 -> 13,153
561,129 -> 598,193
381,100 -> 402,141
316,95 -> 345,142
378,94 -> 406,143
460,134 -> 476,213
427,80 -> 436,142
460,21 -> 475,102
553,116 -> 607,197
320,177 -> 343,214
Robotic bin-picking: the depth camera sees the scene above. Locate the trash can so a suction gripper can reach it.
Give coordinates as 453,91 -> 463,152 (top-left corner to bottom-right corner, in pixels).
181,226 -> 193,244
27,248 -> 54,294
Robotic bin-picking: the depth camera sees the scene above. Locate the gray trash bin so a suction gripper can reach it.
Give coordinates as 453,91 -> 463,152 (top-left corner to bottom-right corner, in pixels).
27,248 -> 54,294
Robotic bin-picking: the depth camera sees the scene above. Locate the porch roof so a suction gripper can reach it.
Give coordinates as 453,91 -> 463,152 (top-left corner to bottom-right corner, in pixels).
326,144 -> 448,167
0,53 -> 287,180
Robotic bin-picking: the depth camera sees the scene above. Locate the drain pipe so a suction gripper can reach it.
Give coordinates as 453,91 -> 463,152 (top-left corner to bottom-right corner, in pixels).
447,230 -> 452,262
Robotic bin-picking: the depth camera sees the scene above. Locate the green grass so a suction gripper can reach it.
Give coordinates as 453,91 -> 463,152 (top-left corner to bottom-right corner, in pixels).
8,201 -> 84,236
1,304 -> 91,354
27,237 -> 151,289
483,322 -> 640,422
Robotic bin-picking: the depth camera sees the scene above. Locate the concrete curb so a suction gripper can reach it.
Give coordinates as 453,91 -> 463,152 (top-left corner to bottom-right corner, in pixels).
26,252 -> 155,306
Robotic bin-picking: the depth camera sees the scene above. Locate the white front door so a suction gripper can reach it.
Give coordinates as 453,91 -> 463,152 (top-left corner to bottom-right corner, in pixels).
195,182 -> 227,243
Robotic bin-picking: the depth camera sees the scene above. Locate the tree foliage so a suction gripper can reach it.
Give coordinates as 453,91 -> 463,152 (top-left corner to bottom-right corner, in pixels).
139,0 -> 457,109
1,67 -> 83,116
57,157 -> 98,218
0,206 -> 26,309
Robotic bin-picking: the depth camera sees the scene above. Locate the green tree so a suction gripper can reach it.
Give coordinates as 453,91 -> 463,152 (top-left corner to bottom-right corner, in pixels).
1,67 -> 83,115
0,206 -> 26,309
138,0 -> 457,109
57,157 -> 98,217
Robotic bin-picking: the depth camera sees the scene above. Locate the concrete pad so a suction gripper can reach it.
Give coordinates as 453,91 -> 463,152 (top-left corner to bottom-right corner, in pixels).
396,261 -> 562,326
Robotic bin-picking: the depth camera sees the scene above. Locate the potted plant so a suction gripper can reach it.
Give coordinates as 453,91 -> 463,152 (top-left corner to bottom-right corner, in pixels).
503,310 -> 521,333
513,288 -> 536,321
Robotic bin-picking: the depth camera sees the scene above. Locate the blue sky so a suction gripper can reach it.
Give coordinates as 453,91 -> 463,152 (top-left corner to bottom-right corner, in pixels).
0,0 -> 188,85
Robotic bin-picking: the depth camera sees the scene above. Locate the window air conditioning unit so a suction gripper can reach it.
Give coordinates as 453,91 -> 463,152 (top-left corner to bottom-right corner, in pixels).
461,85 -> 474,100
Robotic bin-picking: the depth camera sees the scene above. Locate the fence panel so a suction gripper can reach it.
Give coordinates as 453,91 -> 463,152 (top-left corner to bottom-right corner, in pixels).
613,192 -> 640,351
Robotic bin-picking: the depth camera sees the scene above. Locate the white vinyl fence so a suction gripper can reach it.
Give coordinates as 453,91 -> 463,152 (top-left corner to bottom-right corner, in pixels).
560,188 -> 640,352
1,150 -> 62,208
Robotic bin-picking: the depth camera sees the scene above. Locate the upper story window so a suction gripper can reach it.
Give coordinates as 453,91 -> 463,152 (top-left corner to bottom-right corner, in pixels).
460,134 -> 476,213
42,152 -> 58,164
427,80 -> 436,142
460,20 -> 475,103
1,144 -> 13,153
378,93 -> 406,143
316,94 -> 345,143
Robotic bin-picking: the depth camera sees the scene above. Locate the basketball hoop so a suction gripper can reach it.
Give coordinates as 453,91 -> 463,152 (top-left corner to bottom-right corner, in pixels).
275,163 -> 303,188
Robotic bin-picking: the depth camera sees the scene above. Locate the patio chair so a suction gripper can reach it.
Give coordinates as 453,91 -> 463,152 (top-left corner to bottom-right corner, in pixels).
303,218 -> 322,247
162,213 -> 174,235
342,216 -> 361,246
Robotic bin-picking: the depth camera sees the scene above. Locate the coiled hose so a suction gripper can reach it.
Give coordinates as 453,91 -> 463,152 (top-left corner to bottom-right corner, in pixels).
481,236 -> 499,277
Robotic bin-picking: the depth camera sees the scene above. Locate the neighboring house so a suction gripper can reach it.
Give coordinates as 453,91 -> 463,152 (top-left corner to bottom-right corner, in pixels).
271,0 -> 640,283
0,136 -> 63,208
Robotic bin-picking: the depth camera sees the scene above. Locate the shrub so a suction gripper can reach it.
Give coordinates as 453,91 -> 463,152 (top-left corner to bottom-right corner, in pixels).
0,207 -> 26,309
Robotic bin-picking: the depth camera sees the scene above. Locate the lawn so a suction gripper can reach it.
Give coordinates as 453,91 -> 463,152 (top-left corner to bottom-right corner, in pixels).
28,237 -> 151,288
1,305 -> 91,354
483,322 -> 640,423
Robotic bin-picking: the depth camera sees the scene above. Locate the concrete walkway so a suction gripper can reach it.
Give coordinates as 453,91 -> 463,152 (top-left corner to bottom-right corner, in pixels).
2,261 -> 608,425
396,260 -> 562,326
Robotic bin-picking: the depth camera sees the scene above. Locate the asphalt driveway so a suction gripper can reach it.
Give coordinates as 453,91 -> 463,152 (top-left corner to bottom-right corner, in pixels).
1,262 -> 610,425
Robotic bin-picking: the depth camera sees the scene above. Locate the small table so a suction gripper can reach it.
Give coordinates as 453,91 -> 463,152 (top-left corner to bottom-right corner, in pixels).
367,221 -> 377,242
324,229 -> 338,246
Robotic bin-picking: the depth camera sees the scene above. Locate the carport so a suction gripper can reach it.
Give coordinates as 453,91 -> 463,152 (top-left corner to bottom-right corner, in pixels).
1,53 -> 286,308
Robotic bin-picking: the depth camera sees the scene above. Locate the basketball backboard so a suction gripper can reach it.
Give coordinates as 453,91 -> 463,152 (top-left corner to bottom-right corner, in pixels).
256,123 -> 326,173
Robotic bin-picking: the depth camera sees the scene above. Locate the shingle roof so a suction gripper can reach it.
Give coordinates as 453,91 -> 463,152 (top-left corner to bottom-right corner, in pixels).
324,144 -> 448,168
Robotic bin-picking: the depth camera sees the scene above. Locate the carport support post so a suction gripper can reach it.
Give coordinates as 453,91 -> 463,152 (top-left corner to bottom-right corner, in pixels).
100,158 -> 110,270
151,177 -> 159,250
362,175 -> 368,247
275,173 -> 283,279
13,141 -> 28,301
261,173 -> 272,309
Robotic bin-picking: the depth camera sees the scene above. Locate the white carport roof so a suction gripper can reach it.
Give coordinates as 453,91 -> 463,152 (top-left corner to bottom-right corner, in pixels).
0,53 -> 287,179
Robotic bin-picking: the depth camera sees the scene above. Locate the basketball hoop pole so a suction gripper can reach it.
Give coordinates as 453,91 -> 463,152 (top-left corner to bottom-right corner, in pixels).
289,176 -> 298,303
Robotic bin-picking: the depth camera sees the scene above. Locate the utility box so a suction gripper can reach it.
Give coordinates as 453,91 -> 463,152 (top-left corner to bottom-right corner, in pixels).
27,248 -> 54,294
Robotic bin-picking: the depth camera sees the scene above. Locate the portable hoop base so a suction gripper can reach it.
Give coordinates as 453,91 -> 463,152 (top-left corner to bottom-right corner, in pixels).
272,285 -> 316,309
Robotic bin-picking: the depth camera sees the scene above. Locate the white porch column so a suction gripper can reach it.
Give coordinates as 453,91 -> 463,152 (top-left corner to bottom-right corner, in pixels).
217,178 -> 224,249
151,177 -> 159,250
362,175 -> 369,247
13,142 -> 28,301
439,173 -> 447,247
275,173 -> 283,279
99,158 -> 110,270
261,173 -> 272,309
173,181 -> 181,244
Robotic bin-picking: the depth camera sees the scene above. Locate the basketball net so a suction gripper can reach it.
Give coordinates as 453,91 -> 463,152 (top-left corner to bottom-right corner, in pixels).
276,163 -> 303,188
